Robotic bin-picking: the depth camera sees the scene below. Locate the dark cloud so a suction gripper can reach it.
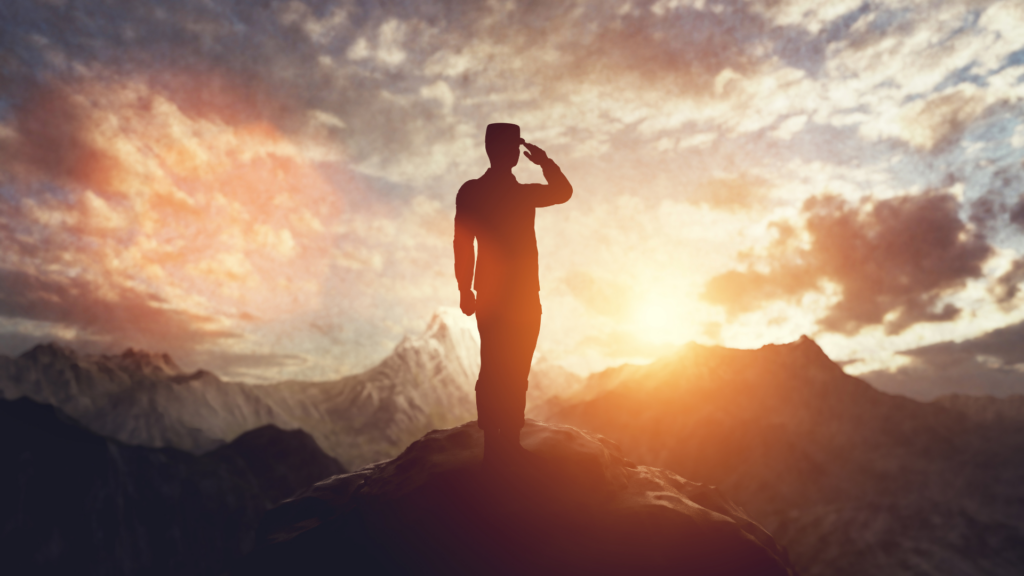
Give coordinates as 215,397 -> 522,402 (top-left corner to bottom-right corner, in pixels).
1,82 -> 119,189
703,191 -> 993,335
1011,195 -> 1024,230
992,258 -> 1024,305
0,0 -> 342,127
861,319 -> 1024,400
0,268 -> 236,355
556,2 -> 766,91
0,0 -> 784,173
969,191 -> 1004,232
970,166 -> 1024,233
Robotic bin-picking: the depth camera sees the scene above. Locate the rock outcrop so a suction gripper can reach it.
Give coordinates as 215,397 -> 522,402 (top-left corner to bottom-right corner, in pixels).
237,420 -> 796,576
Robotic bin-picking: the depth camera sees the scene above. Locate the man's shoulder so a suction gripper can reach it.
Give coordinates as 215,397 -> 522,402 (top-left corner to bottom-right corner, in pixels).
456,177 -> 485,204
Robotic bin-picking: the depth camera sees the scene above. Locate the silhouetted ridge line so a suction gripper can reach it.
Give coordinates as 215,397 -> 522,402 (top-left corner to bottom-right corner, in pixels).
0,396 -> 344,575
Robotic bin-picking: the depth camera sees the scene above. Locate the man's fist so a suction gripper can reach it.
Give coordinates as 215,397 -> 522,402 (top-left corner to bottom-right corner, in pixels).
459,289 -> 477,316
522,142 -> 549,165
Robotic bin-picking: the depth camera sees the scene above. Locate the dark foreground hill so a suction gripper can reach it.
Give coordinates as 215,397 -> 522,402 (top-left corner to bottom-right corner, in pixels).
0,397 -> 345,576
539,336 -> 1024,576
237,419 -> 797,576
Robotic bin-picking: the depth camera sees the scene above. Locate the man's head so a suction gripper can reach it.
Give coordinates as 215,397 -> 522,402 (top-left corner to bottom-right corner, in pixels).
485,123 -> 525,170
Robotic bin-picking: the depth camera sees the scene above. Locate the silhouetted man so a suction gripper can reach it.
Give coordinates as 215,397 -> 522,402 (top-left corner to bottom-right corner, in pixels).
454,123 -> 573,464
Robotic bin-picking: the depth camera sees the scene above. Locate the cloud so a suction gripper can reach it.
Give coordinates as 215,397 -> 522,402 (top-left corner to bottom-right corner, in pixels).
703,191 -> 993,335
1011,195 -> 1024,229
991,258 -> 1024,305
2,0 -> 1023,382
1,82 -> 119,189
0,74 -> 351,365
861,318 -> 1024,399
829,0 -> 1024,155
0,268 -> 234,354
687,175 -> 770,212
890,85 -> 992,152
755,0 -> 864,35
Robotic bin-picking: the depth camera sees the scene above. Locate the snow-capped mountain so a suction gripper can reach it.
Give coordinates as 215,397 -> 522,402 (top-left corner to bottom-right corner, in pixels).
1,307 -> 580,468
0,343 -> 289,454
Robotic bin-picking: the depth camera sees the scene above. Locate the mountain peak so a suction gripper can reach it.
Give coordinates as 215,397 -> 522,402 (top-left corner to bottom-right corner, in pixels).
758,334 -> 839,370
110,348 -> 183,377
423,306 -> 477,340
20,342 -> 79,363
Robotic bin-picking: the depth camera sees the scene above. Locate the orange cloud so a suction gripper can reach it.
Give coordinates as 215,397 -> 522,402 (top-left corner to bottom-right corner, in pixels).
0,75 -> 349,353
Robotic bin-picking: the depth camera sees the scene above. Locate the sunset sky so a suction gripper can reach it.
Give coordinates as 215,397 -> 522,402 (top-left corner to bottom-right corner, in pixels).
1,0 -> 1023,396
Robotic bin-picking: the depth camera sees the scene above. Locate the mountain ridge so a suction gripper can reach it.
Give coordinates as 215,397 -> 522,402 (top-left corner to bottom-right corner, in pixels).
0,308 -> 496,468
0,395 -> 345,576
539,335 -> 1024,575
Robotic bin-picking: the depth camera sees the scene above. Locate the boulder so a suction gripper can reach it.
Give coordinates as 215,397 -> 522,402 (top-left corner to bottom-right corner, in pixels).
238,419 -> 797,576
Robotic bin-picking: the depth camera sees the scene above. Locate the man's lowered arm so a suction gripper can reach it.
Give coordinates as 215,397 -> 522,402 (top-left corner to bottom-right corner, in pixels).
453,183 -> 477,316
522,142 -> 573,207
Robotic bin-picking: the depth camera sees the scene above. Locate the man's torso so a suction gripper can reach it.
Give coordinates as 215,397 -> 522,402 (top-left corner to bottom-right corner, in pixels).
457,171 -> 539,294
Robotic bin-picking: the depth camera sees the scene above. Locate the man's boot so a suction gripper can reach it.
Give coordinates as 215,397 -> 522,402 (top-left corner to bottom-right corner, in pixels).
499,427 -> 545,471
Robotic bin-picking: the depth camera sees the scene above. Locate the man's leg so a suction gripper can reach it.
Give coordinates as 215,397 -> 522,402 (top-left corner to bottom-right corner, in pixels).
475,292 -> 501,434
475,291 -> 541,461
494,292 -> 542,436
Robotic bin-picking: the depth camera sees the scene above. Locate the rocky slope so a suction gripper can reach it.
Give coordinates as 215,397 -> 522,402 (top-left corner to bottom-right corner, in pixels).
933,393 -> 1024,424
540,336 -> 1024,576
236,419 -> 797,576
0,397 -> 345,576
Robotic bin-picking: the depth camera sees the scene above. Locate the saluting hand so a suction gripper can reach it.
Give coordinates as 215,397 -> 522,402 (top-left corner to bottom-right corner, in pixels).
522,142 -> 549,165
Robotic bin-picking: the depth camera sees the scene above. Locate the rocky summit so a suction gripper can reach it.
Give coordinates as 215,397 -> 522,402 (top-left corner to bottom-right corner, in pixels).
237,419 -> 797,576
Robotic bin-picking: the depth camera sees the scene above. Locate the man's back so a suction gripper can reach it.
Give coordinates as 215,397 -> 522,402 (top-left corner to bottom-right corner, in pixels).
454,161 -> 572,295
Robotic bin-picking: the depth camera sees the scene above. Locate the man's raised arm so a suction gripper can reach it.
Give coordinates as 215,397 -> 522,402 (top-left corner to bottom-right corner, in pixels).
522,142 -> 573,207
453,183 -> 477,316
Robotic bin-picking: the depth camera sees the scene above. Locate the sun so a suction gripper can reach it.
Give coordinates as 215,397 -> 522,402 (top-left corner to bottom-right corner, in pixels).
626,290 -> 696,347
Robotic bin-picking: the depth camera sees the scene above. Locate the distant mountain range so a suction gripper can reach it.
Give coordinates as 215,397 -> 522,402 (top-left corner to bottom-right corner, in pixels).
539,336 -> 1024,576
0,308 -> 582,469
5,312 -> 1023,575
0,396 -> 344,576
